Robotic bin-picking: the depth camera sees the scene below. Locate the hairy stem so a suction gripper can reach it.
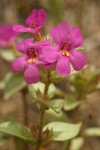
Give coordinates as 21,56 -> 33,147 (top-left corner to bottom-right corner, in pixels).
35,72 -> 50,150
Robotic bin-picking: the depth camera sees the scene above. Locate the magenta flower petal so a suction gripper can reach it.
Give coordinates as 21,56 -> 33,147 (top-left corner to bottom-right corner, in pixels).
42,46 -> 58,63
0,24 -> 18,47
16,38 -> 34,54
37,40 -> 51,46
26,9 -> 37,27
0,40 -> 9,47
12,56 -> 27,72
37,9 -> 46,26
13,25 -> 28,32
24,64 -> 40,84
70,27 -> 83,48
26,9 -> 46,28
70,50 -> 86,71
13,25 -> 37,34
56,56 -> 70,76
50,22 -> 70,45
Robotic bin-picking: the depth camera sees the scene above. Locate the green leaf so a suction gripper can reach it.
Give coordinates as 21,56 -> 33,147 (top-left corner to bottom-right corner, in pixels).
4,73 -> 26,100
43,122 -> 81,141
28,82 -> 56,99
0,81 -> 5,89
34,99 -> 64,114
0,122 -> 34,141
0,73 -> 12,90
85,128 -> 100,137
64,96 -> 81,111
45,109 -> 69,124
76,47 -> 85,51
0,50 -> 15,62
70,65 -> 88,76
48,99 -> 64,113
70,137 -> 84,150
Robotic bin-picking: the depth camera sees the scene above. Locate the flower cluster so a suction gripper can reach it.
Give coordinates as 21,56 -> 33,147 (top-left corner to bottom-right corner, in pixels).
0,25 -> 18,47
12,9 -> 86,84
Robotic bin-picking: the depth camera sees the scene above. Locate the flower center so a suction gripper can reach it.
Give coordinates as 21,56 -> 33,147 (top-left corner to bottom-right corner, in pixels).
61,42 -> 70,50
28,48 -> 37,64
28,57 -> 36,64
33,23 -> 38,28
62,50 -> 70,57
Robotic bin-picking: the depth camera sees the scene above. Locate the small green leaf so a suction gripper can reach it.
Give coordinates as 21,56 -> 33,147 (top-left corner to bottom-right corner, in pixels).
0,50 -> 15,62
45,109 -> 69,124
34,99 -> 64,114
85,128 -> 100,137
43,122 -> 81,141
70,65 -> 88,76
4,73 -> 26,100
48,99 -> 64,113
70,137 -> 84,150
0,122 -> 34,141
76,47 -> 85,51
0,73 -> 12,90
0,81 -> 5,89
28,82 -> 56,99
64,96 -> 80,111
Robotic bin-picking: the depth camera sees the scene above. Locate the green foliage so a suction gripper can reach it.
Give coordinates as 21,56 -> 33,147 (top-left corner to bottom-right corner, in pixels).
32,98 -> 64,114
0,50 -> 15,62
48,99 -> 64,113
69,137 -> 84,150
85,127 -> 100,137
70,67 -> 100,99
45,109 -> 69,124
0,80 -> 5,89
43,122 -> 81,141
0,72 -> 12,90
0,122 -> 34,142
29,82 -> 64,113
64,96 -> 81,111
4,72 -> 26,100
28,82 -> 56,99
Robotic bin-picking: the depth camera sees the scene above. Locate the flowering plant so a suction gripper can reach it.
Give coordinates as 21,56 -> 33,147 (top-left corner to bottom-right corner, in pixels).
0,9 -> 89,150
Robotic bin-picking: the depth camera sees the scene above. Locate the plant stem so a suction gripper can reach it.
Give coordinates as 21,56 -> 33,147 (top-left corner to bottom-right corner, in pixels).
35,72 -> 50,150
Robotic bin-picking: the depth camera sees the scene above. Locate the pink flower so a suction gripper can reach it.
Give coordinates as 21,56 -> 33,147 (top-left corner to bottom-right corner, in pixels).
42,22 -> 86,76
0,25 -> 18,47
13,9 -> 46,35
12,38 -> 50,84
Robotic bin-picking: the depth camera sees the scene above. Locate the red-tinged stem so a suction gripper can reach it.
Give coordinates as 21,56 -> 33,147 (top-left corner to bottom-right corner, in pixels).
35,71 -> 50,150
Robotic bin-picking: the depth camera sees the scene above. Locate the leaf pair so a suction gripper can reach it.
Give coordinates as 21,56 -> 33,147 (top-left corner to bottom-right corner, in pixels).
0,121 -> 82,142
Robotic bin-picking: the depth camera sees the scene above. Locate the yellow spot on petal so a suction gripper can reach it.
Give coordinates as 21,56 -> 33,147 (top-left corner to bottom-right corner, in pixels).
62,50 -> 70,57
66,51 -> 70,56
28,58 -> 36,64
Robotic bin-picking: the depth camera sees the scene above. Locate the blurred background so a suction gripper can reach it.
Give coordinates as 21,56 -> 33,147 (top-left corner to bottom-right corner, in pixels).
0,0 -> 100,150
